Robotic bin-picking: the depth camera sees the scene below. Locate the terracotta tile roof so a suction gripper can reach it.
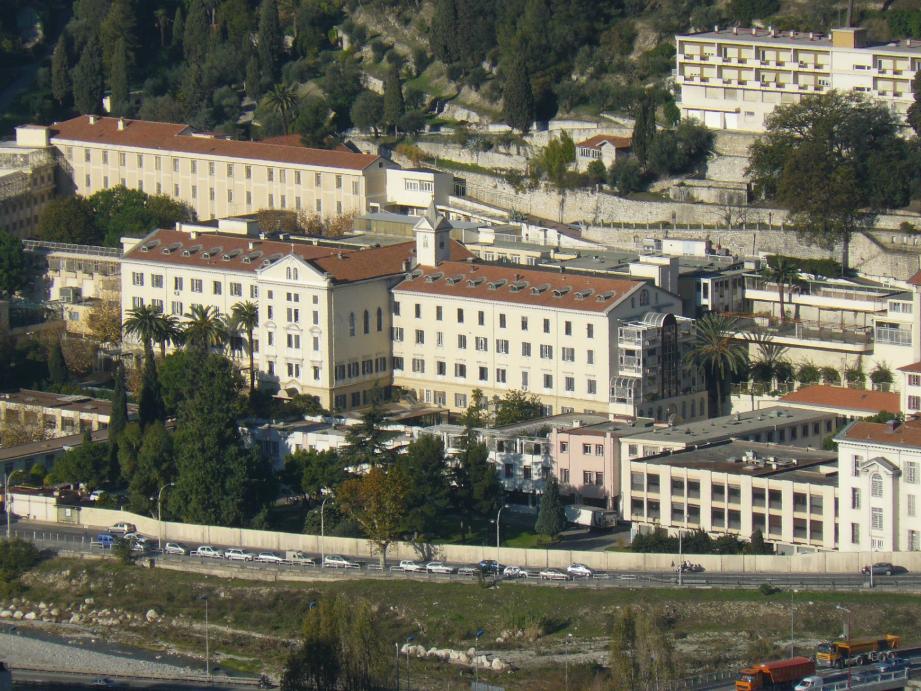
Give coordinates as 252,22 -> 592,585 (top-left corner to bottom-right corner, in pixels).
909,269 -> 921,286
780,385 -> 899,413
898,361 -> 921,373
311,240 -> 470,284
393,261 -> 641,312
49,116 -> 381,171
576,134 -> 632,150
840,418 -> 921,448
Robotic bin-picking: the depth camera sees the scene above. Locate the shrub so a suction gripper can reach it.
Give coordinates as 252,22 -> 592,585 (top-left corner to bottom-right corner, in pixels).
586,159 -> 607,186
870,363 -> 893,385
758,583 -> 781,596
796,363 -> 820,385
845,366 -> 866,386
0,539 -> 39,582
370,39 -> 387,62
820,366 -> 841,385
609,158 -> 644,195
412,47 -> 431,77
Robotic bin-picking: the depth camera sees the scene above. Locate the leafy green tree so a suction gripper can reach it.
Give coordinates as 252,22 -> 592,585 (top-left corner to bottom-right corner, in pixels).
127,421 -> 175,514
729,0 -> 780,24
608,607 -> 676,689
138,352 -> 165,427
48,339 -> 69,386
341,394 -> 397,468
0,539 -> 39,584
0,231 -> 27,298
502,55 -> 534,134
72,35 -> 104,115
171,6 -> 184,51
257,0 -> 283,84
609,158 -> 643,195
908,70 -> 921,137
88,185 -> 194,247
350,91 -> 384,137
284,448 -> 343,498
430,0 -> 459,66
182,304 -> 226,352
398,110 -> 427,136
107,362 -> 129,481
748,91 -> 915,272
397,435 -> 450,540
494,390 -> 544,427
320,58 -> 363,131
100,0 -> 137,74
383,64 -> 405,134
647,120 -> 713,177
157,350 -> 198,417
337,465 -> 409,568
586,159 -> 607,186
108,38 -> 129,117
48,430 -> 109,488
749,529 -> 769,555
245,56 -> 262,99
534,476 -> 566,537
51,35 -> 71,105
231,301 -> 259,394
685,313 -> 748,417
183,0 -> 210,65
36,197 -> 98,245
747,332 -> 791,389
453,440 -> 503,538
295,97 -> 335,147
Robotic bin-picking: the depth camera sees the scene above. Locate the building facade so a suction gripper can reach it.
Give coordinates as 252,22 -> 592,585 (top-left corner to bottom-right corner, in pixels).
0,126 -> 56,238
676,26 -> 921,131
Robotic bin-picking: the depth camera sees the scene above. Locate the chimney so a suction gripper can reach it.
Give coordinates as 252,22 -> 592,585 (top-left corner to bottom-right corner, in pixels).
809,32 -> 814,40
117,118 -> 126,131
88,115 -> 97,125
886,419 -> 899,432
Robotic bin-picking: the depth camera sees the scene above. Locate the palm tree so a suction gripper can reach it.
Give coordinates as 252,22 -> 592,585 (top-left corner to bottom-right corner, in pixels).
232,301 -> 260,394
156,313 -> 184,357
265,83 -> 299,135
747,331 -> 791,391
764,257 -> 799,323
153,8 -> 170,47
123,305 -> 166,358
182,305 -> 226,352
685,313 -> 748,418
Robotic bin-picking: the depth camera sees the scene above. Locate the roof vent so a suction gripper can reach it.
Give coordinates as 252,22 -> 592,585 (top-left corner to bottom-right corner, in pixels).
595,291 -> 615,302
575,288 -> 594,300
732,26 -> 738,35
488,279 -> 507,291
509,280 -> 528,292
182,244 -> 202,256
265,252 -> 283,264
467,277 -> 484,287
161,242 -> 182,254
242,250 -> 263,264
88,115 -> 97,125
222,249 -> 243,261
117,117 -> 126,131
201,246 -> 223,259
752,27 -> 757,35
552,286 -> 572,298
424,272 -> 444,283
411,269 -> 423,279
139,239 -> 161,253
446,274 -> 464,285
530,283 -> 550,295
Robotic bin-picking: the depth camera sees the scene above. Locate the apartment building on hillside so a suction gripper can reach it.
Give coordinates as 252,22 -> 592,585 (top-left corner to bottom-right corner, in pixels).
0,126 -> 56,237
676,26 -> 921,131
0,389 -> 134,437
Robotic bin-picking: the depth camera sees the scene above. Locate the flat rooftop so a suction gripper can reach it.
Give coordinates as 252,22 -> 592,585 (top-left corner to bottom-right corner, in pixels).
0,389 -> 133,417
485,413 -> 611,438
679,27 -> 921,56
639,440 -> 838,485
0,428 -> 109,463
624,405 -> 832,446
566,419 -> 656,437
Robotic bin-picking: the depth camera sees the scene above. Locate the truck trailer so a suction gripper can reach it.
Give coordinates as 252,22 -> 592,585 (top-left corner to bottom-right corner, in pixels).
564,504 -> 617,528
815,634 -> 901,668
736,657 -> 816,691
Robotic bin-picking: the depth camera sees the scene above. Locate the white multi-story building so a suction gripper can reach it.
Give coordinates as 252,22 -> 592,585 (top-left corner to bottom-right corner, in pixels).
390,210 -> 705,420
676,26 -> 921,131
0,126 -> 56,237
836,417 -> 921,552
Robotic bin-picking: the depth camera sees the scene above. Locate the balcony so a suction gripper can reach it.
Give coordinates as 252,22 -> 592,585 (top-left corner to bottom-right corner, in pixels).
735,317 -> 873,352
744,274 -> 891,312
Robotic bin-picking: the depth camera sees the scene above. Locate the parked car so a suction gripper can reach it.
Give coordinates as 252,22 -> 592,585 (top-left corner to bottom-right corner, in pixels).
225,548 -> 255,562
323,555 -> 360,569
91,533 -> 115,549
398,560 -> 426,572
874,657 -> 910,675
130,540 -> 148,553
192,546 -> 224,558
123,532 -> 147,544
539,568 -> 569,581
478,559 -> 505,574
255,552 -> 286,564
285,551 -> 316,566
163,542 -> 187,555
502,566 -> 530,578
794,676 -> 824,690
109,522 -> 136,534
88,490 -> 106,503
566,563 -> 594,578
457,565 -> 480,576
426,561 -> 455,574
861,562 -> 907,576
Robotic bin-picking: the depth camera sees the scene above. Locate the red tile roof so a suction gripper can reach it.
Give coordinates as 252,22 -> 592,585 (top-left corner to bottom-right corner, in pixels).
780,385 -> 899,414
899,361 -> 921,373
909,269 -> 921,286
50,116 -> 380,171
393,261 -> 641,312
312,241 -> 471,284
841,417 -> 921,448
577,134 -> 632,150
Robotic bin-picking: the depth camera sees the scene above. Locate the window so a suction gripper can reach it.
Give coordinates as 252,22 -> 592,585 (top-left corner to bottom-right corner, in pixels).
871,507 -> 883,531
851,488 -> 860,510
393,301 -> 401,316
230,282 -> 242,297
335,175 -> 342,189
910,396 -> 921,410
457,308 -> 464,323
250,286 -> 259,299
910,530 -> 920,551
363,310 -> 370,334
415,329 -> 425,345
565,376 -> 575,392
352,180 -> 359,195
477,311 -> 485,326
587,349 -> 594,365
909,494 -> 917,517
454,363 -> 466,378
288,308 -> 300,323
852,455 -> 863,477
313,336 -> 319,351
540,344 -> 553,359
191,279 -> 202,293
414,303 -> 421,319
412,358 -> 425,373
151,299 -> 163,312
286,334 -> 301,349
543,318 -> 550,333
376,307 -> 383,331
267,306 -> 273,320
583,471 -> 593,485
851,523 -> 860,544
562,347 -> 575,362
208,161 -> 215,176
496,368 -> 507,383
564,321 -> 572,336
499,314 -> 506,328
436,361 -> 446,376
910,374 -> 921,387
478,366 -> 488,382
521,342 -> 531,357
543,374 -> 553,389
212,281 -> 222,295
871,473 -> 883,498
455,393 -> 467,408
496,339 -> 509,354
587,379 -> 596,395
436,306 -> 443,321
131,272 -> 144,287
267,332 -> 274,346
908,462 -> 919,484
521,316 -> 528,331
286,363 -> 300,378
458,334 -> 467,349
475,337 -> 488,351
315,173 -> 321,186
348,312 -> 355,336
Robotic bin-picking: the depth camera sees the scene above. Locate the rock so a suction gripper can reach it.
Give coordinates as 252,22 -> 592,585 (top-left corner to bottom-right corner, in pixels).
0,611 -> 10,619
50,608 -> 60,617
466,647 -> 476,658
145,609 -> 160,623
12,611 -> 23,620
69,614 -> 82,624
456,653 -> 469,665
23,612 -> 36,621
495,637 -> 504,644
84,598 -> 94,606
38,602 -> 47,610
491,658 -> 509,671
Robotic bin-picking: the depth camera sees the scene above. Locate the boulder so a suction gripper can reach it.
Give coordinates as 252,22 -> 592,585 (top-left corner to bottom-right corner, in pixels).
474,655 -> 489,667
23,612 -> 36,621
69,614 -> 82,624
0,611 -> 11,619
491,658 -> 509,671
84,598 -> 94,606
38,602 -> 47,610
12,611 -> 23,620
145,609 -> 160,623
50,608 -> 60,617
466,647 -> 476,658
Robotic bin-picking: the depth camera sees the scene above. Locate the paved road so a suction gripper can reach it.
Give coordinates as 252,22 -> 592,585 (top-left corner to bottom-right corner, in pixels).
13,522 -> 921,591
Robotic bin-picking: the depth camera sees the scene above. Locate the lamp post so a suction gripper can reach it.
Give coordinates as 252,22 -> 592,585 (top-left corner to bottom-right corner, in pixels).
677,531 -> 683,587
404,634 -> 415,690
5,469 -> 25,541
789,589 -> 798,657
565,633 -> 573,691
200,595 -> 210,679
320,490 -> 330,567
496,504 -> 510,569
474,628 -> 484,688
156,482 -> 175,552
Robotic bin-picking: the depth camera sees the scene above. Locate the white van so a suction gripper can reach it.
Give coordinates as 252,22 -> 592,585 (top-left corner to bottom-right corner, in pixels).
794,676 -> 823,690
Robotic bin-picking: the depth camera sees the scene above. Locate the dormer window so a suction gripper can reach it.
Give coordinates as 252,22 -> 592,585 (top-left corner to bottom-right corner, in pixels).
531,283 -> 549,295
467,277 -> 484,287
552,286 -> 571,298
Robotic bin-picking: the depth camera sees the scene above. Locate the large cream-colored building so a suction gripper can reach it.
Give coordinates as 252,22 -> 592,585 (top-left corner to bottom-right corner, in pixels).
23,115 -> 397,221
676,26 -> 921,131
0,126 -> 56,237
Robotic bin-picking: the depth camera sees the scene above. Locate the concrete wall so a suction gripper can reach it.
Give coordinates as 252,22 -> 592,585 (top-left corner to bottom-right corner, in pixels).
67,506 -> 921,574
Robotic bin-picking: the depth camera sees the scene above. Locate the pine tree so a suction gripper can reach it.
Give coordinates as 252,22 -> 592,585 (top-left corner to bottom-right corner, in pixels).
501,55 -> 534,134
257,0 -> 283,85
429,0 -> 458,65
48,340 -> 69,386
245,56 -> 261,99
171,6 -> 184,50
382,64 -> 405,134
51,36 -> 71,105
72,35 -> 104,115
184,0 -> 210,66
109,38 -> 129,116
908,70 -> 921,137
100,0 -> 137,75
534,476 -> 566,537
138,354 -> 165,428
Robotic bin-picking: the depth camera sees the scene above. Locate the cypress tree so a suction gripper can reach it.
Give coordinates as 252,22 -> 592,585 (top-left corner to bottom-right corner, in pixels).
184,0 -> 210,66
48,340 -> 69,386
138,354 -> 165,428
633,91 -> 657,167
501,55 -> 534,134
383,63 -> 405,133
534,477 -> 567,537
72,35 -> 104,115
107,363 -> 129,483
100,0 -> 137,75
257,0 -> 283,85
245,56 -> 261,100
172,6 -> 184,51
109,38 -> 129,116
51,35 -> 71,105
429,0 -> 458,65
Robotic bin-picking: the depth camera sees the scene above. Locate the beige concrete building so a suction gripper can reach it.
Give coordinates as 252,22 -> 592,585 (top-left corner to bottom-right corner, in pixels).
626,440 -> 839,551
0,126 -> 56,237
676,26 -> 921,131
0,389 -> 132,438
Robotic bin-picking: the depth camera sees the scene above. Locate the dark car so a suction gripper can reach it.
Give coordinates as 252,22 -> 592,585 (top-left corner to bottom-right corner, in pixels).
874,657 -> 910,675
861,562 -> 908,576
478,559 -> 506,574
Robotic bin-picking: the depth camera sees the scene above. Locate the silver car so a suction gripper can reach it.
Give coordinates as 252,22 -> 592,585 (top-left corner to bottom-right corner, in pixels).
323,555 -> 360,569
425,561 -> 455,574
163,542 -> 187,555
255,552 -> 286,563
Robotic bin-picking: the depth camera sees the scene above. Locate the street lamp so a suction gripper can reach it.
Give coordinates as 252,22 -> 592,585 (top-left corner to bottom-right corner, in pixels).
5,469 -> 26,541
474,628 -> 485,687
156,482 -> 175,551
789,589 -> 798,657
565,633 -> 573,691
199,595 -> 210,679
320,489 -> 331,567
495,504 -> 510,569
397,633 -> 415,690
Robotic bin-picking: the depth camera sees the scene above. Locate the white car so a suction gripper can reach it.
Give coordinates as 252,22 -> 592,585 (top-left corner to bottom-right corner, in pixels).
192,545 -> 224,559
503,566 -> 530,578
255,552 -> 286,563
426,561 -> 455,574
457,565 -> 479,576
163,542 -> 187,555
323,555 -> 360,569
225,548 -> 255,561
567,563 -> 594,578
88,490 -> 106,502
123,532 -> 147,544
109,522 -> 136,534
398,560 -> 426,572
539,568 -> 569,581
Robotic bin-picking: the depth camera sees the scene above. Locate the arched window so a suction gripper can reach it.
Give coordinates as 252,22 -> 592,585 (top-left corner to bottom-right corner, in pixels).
871,473 -> 883,498
286,267 -> 298,280
376,307 -> 383,332
363,309 -> 370,334
639,289 -> 649,306
348,312 -> 355,337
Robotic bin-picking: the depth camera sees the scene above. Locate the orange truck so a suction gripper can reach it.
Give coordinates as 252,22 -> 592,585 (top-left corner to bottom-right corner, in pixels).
736,657 -> 816,691
815,634 -> 901,668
